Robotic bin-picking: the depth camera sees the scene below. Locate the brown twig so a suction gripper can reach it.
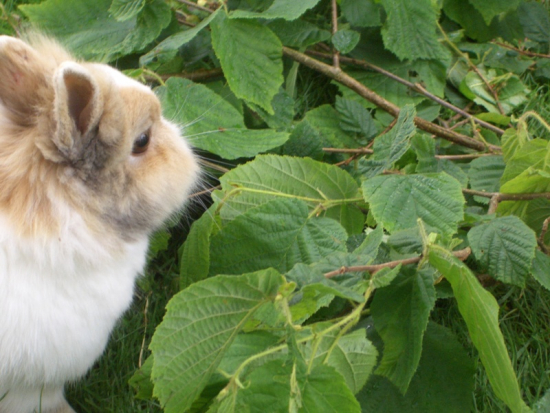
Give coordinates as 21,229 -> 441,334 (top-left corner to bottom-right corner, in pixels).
306,50 -> 505,136
331,0 -> 340,69
324,247 -> 471,278
488,194 -> 500,214
492,41 -> 550,59
283,47 -> 500,152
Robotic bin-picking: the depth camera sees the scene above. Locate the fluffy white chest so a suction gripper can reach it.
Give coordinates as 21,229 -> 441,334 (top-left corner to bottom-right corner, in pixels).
0,216 -> 148,388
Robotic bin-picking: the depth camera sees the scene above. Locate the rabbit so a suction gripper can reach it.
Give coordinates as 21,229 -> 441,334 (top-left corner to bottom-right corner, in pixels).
0,34 -> 200,413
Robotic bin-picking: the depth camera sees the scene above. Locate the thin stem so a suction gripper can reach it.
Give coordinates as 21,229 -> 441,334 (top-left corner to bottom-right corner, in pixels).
463,188 -> 550,201
435,153 -> 497,160
492,41 -> 550,59
324,247 -> 471,278
488,194 -> 500,214
323,147 -> 374,154
331,0 -> 340,69
282,47 -> 500,152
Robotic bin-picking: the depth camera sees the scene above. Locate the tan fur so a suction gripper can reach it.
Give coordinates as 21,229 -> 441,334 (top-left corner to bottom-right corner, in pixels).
0,35 -> 199,242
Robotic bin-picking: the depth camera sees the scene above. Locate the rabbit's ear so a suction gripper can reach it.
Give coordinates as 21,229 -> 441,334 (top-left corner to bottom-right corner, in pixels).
0,36 -> 46,121
53,62 -> 104,158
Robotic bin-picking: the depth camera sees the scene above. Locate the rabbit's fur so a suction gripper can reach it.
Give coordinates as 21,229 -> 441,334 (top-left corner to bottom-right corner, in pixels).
0,35 -> 199,412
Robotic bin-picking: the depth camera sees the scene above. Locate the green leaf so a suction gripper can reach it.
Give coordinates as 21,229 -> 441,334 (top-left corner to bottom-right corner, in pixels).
301,328 -> 378,394
535,387 -> 550,412
442,0 -> 496,42
371,268 -> 436,393
332,29 -> 361,54
412,135 -> 468,187
525,199 -> 550,243
304,105 -> 358,148
209,199 -> 348,275
267,19 -> 331,48
358,322 -> 475,413
128,355 -> 154,400
498,169 -> 550,218
157,78 -> 288,159
211,12 -> 283,114
341,0 -> 382,28
532,250 -> 550,291
468,216 -> 537,287
359,104 -> 416,178
362,173 -> 465,236
217,331 -> 282,376
230,0 -> 321,20
469,0 -> 522,25
140,9 -> 221,66
326,329 -> 378,394
500,139 -> 550,186
460,70 -> 529,115
282,120 -> 324,160
371,265 -> 402,289
180,211 -> 215,289
468,156 -> 505,204
335,97 -> 378,140
247,88 -> 295,130
109,0 -> 145,21
428,246 -> 530,413
150,269 -> 284,413
215,155 -> 364,234
501,125 -> 529,163
518,1 -> 550,43
379,0 -> 447,61
298,364 -> 361,413
21,0 -> 170,61
209,360 -> 292,413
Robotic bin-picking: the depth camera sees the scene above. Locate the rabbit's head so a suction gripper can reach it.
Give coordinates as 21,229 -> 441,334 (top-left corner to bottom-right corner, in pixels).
0,35 -> 199,242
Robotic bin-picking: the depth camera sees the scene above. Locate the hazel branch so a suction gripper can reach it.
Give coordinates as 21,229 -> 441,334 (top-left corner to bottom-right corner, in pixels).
306,50 -> 505,136
282,47 -> 500,153
324,247 -> 471,278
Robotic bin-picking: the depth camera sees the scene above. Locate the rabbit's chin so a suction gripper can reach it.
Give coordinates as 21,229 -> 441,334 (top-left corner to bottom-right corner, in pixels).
0,206 -> 149,411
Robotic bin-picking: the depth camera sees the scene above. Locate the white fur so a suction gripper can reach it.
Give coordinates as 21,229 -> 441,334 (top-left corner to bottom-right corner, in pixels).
0,204 -> 148,412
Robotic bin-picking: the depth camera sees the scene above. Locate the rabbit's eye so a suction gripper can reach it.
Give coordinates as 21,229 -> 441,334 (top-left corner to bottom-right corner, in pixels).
132,132 -> 150,155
